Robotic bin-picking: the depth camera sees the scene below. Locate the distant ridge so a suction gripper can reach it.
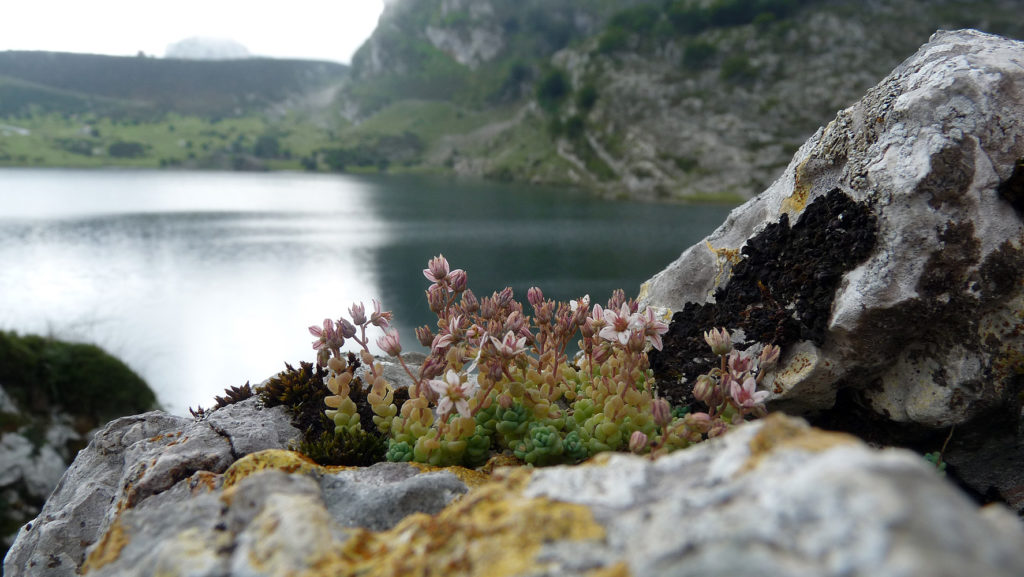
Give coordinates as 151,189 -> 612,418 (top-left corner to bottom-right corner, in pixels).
0,50 -> 347,117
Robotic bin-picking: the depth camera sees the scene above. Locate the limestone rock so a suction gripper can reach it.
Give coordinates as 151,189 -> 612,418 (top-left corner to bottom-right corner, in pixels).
642,30 -> 1024,510
3,398 -> 300,576
7,412 -> 1023,576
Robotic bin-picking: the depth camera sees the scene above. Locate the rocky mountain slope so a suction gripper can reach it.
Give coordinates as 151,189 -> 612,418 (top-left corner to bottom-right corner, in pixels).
335,0 -> 1024,201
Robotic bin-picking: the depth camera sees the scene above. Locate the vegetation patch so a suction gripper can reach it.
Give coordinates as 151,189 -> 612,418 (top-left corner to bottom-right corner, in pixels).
0,330 -> 156,428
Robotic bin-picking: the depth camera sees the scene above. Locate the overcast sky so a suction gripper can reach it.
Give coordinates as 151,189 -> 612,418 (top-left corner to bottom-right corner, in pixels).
3,1 -> 385,63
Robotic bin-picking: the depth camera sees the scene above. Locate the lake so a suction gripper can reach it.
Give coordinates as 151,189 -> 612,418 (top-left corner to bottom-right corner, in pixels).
0,169 -> 733,415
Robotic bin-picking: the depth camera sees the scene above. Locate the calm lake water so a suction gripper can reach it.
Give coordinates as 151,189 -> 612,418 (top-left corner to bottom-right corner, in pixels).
0,169 -> 733,415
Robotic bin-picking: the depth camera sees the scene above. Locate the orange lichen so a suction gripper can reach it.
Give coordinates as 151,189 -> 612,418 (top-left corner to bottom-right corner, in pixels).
741,413 -> 858,473
80,518 -> 129,574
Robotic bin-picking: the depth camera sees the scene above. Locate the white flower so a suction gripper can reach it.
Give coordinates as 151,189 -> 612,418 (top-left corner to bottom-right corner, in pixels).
427,369 -> 479,421
599,303 -> 640,346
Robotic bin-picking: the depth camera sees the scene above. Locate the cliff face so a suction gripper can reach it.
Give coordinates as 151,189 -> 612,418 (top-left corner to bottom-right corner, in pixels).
335,0 -> 1024,201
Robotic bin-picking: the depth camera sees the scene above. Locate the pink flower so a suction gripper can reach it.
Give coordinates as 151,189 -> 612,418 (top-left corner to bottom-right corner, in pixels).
427,369 -> 478,421
599,303 -> 639,346
730,376 -> 770,409
370,298 -> 392,328
728,351 -> 752,375
639,308 -> 670,351
490,331 -> 527,358
376,328 -> 402,357
308,318 -> 333,350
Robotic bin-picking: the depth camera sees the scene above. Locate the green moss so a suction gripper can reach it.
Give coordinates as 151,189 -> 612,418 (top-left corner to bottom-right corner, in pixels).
0,330 -> 157,427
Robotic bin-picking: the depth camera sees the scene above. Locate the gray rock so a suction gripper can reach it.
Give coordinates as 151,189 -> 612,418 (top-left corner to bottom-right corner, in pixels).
641,30 -> 1024,510
2,397 -> 300,576
521,415 -> 1024,577
319,462 -> 468,531
8,411 -> 1024,576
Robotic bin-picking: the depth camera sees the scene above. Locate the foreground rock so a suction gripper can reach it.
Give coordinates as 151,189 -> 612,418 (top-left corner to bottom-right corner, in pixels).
5,405 -> 1023,576
643,29 -> 1024,511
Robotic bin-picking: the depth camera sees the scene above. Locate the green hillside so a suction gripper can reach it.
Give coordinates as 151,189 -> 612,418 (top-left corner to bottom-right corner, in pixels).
0,51 -> 348,170
0,51 -> 347,117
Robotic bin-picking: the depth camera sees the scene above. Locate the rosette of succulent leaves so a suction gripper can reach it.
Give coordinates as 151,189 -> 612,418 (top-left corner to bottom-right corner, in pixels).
309,255 -> 778,468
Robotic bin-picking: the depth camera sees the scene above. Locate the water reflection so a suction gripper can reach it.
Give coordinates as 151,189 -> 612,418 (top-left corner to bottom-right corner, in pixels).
0,169 -> 732,414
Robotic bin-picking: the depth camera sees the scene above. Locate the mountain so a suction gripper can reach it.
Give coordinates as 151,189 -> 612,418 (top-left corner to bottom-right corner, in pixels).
0,51 -> 347,118
331,0 -> 1024,201
165,37 -> 252,60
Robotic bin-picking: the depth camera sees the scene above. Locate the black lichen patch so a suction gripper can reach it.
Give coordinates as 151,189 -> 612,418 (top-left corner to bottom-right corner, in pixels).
998,158 -> 1024,214
650,188 -> 877,406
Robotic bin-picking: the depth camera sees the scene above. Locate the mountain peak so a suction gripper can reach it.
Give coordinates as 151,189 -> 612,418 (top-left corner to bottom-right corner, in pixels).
164,37 -> 251,61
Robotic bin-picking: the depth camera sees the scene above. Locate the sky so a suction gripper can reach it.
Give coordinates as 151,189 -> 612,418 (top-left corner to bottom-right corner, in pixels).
3,1 -> 385,63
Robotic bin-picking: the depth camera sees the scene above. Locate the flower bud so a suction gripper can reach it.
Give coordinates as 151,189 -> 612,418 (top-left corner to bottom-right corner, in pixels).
527,286 -> 544,308
497,393 -> 513,409
496,287 -> 514,308
338,318 -> 357,339
708,420 -> 729,438
580,317 -> 596,339
461,289 -> 479,313
479,297 -> 497,319
629,430 -> 649,454
691,374 -> 716,403
376,329 -> 402,357
349,302 -> 367,326
427,286 -> 447,314
535,301 -> 553,325
685,411 -> 712,434
415,325 -> 435,347
591,343 -> 612,364
607,289 -> 626,312
651,398 -> 672,428
449,269 -> 468,293
626,329 -> 646,353
758,344 -> 781,371
703,327 -> 732,356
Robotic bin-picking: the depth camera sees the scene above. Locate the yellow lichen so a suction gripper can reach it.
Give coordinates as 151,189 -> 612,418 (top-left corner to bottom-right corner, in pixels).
741,413 -> 858,473
587,562 -> 633,577
780,157 -> 812,216
221,449 -> 493,492
305,468 -> 607,577
705,240 -> 743,290
80,518 -> 129,574
222,449 -> 325,488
